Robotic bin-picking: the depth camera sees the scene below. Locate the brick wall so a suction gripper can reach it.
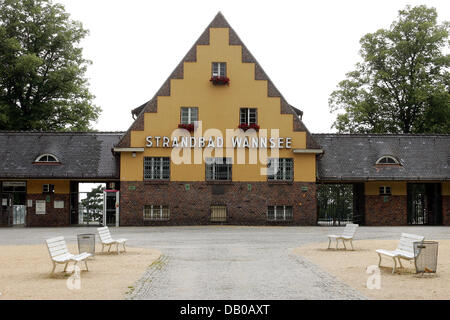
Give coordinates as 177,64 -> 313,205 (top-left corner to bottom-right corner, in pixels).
443,196 -> 450,226
365,195 -> 407,226
26,194 -> 70,227
120,181 -> 316,226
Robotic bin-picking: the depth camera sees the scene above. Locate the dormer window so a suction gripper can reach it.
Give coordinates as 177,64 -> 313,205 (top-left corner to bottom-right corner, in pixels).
212,62 -> 226,77
34,154 -> 60,163
376,156 -> 399,165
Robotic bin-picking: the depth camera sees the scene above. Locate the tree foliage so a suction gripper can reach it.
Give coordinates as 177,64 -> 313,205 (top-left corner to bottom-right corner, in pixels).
329,5 -> 449,134
0,0 -> 100,131
80,185 -> 104,222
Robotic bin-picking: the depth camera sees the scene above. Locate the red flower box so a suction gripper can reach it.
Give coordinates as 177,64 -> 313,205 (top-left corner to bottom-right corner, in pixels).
178,123 -> 195,132
210,76 -> 230,85
238,123 -> 260,132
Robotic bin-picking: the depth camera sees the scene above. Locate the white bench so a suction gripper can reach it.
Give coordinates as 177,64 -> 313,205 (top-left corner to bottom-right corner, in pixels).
45,236 -> 92,274
327,223 -> 358,250
376,233 -> 425,273
97,226 -> 127,254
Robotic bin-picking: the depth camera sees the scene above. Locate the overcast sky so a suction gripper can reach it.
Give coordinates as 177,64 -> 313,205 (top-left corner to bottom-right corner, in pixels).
57,0 -> 449,134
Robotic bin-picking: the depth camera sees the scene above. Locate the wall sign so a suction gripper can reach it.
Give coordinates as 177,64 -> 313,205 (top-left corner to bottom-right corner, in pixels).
36,200 -> 46,215
54,201 -> 64,209
145,136 -> 292,149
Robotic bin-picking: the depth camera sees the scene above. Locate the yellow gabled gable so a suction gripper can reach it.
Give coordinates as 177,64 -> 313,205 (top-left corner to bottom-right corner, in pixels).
119,13 -> 317,182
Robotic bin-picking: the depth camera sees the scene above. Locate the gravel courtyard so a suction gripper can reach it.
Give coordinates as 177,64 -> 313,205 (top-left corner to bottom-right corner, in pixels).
0,226 -> 449,299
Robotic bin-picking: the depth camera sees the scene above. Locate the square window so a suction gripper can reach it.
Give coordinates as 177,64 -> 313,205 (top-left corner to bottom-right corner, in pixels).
212,62 -> 226,77
180,107 -> 198,124
144,157 -> 170,180
240,108 -> 257,125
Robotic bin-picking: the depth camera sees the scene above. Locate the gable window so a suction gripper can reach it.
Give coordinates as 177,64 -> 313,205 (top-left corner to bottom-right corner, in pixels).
376,156 -> 399,165
240,108 -> 257,125
143,205 -> 170,221
212,62 -> 226,77
144,157 -> 170,180
267,158 -> 293,181
379,186 -> 391,195
34,154 -> 59,163
180,107 -> 198,124
206,158 -> 232,181
267,206 -> 293,221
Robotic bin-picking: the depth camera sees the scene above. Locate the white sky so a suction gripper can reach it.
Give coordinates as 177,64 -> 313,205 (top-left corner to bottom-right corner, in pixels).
56,0 -> 449,134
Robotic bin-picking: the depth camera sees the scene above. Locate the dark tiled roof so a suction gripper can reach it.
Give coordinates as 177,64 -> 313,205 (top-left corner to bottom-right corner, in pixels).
0,132 -> 123,179
313,134 -> 450,181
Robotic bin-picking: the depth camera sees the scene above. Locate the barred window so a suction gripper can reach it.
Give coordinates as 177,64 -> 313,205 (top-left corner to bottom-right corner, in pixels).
267,158 -> 293,181
205,158 -> 232,181
144,157 -> 170,180
210,205 -> 227,222
212,62 -> 226,77
267,206 -> 293,221
143,205 -> 170,221
240,108 -> 257,125
180,107 -> 198,124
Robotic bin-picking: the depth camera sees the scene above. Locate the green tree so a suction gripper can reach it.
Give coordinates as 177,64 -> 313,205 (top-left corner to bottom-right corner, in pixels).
0,0 -> 100,131
329,5 -> 449,134
80,185 -> 104,222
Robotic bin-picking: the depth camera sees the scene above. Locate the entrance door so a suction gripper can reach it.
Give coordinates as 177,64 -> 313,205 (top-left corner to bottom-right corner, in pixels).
407,183 -> 442,225
12,205 -> 26,225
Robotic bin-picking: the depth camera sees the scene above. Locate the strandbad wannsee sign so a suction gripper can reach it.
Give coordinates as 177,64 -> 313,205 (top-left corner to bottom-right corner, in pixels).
145,136 -> 292,149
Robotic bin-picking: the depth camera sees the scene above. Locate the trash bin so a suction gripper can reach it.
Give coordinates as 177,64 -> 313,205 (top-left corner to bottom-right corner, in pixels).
414,241 -> 438,274
77,233 -> 96,257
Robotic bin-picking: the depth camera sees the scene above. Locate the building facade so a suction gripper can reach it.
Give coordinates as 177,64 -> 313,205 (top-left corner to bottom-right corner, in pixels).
0,13 -> 448,227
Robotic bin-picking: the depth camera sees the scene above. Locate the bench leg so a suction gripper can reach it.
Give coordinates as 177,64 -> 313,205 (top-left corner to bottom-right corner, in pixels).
123,242 -> 126,252
397,257 -> 403,269
108,244 -> 112,252
343,239 -> 347,250
336,239 -> 339,250
350,239 -> 354,251
64,262 -> 69,272
101,244 -> 104,253
51,262 -> 56,274
84,260 -> 89,271
392,257 -> 397,274
328,238 -> 331,249
378,253 -> 382,267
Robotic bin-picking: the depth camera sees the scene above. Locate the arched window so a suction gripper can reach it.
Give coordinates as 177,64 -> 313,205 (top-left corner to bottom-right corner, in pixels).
34,154 -> 59,163
375,156 -> 399,165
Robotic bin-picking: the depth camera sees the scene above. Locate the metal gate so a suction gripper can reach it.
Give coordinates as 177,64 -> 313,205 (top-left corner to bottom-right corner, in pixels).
317,184 -> 354,226
70,190 -> 104,226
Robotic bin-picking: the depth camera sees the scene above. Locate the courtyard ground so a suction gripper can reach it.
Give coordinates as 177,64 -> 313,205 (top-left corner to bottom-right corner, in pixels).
0,244 -> 160,300
0,226 -> 448,299
293,239 -> 450,300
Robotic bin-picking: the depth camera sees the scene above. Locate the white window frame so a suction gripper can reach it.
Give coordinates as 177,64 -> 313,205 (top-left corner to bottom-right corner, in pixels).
379,186 -> 392,195
240,108 -> 257,125
180,107 -> 198,124
144,157 -> 170,180
212,62 -> 226,77
267,205 -> 293,221
143,205 -> 170,221
205,158 -> 232,181
375,156 -> 399,165
267,158 -> 293,181
34,154 -> 59,163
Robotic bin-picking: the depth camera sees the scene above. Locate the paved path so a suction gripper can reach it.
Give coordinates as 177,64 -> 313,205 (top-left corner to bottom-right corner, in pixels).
1,226 -> 449,299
